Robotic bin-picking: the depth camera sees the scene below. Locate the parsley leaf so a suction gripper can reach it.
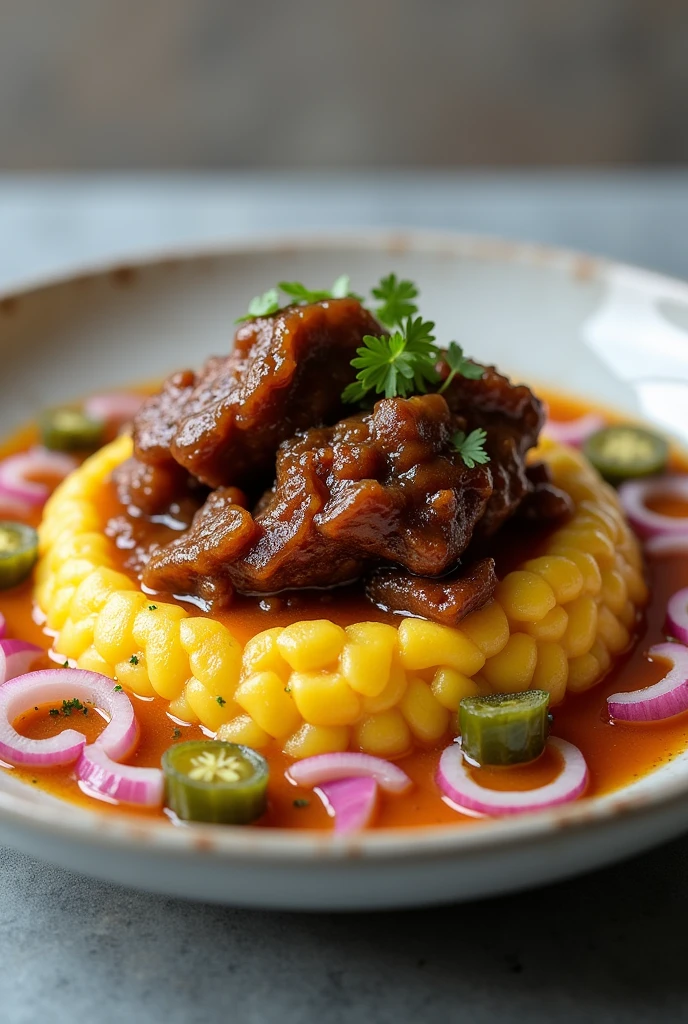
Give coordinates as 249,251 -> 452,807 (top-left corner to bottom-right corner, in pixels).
235,288 -> 281,323
438,342 -> 484,392
278,281 -> 332,304
372,274 -> 419,327
216,695 -> 226,707
343,317 -> 438,403
452,428 -> 490,469
129,654 -> 139,666
113,684 -> 123,692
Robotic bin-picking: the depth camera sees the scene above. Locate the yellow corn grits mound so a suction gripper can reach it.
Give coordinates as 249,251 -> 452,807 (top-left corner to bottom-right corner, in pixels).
35,433 -> 648,759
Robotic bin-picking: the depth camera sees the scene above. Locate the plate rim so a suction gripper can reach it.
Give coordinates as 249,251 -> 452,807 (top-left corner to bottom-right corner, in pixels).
2,226 -> 688,866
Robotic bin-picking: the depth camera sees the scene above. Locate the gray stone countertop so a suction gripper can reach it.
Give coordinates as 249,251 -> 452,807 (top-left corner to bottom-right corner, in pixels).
1,172 -> 688,1024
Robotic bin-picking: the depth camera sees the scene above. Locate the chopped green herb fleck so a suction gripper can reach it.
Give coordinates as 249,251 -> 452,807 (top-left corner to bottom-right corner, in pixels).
61,697 -> 85,717
216,696 -> 226,707
293,798 -> 310,809
284,685 -> 292,693
451,428 -> 491,469
62,660 -> 69,668
129,655 -> 139,666
48,708 -> 60,717
113,684 -> 123,692
173,727 -> 182,739
148,604 -> 158,611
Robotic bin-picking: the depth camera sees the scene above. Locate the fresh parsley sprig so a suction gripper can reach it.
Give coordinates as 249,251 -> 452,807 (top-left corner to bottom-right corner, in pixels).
452,428 -> 490,469
438,341 -> 484,392
342,316 -> 438,403
372,273 -> 419,327
236,276 -> 354,322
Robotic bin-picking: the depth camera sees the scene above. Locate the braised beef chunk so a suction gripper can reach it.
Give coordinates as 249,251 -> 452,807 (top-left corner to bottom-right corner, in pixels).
116,299 -> 554,624
366,558 -> 498,626
143,394 -> 493,595
441,364 -> 546,537
129,298 -> 382,498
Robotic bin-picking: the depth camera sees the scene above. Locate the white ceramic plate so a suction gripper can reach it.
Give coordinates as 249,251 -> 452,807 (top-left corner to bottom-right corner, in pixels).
1,230 -> 688,911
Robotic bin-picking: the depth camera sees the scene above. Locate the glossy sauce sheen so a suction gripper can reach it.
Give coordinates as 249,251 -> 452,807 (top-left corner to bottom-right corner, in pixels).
1,394 -> 688,831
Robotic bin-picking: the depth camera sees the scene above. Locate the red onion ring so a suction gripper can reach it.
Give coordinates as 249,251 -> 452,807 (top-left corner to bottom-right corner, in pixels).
607,642 -> 688,721
436,738 -> 589,816
0,668 -> 138,767
0,448 -> 76,507
667,588 -> 688,645
83,392 -> 144,426
543,413 -> 605,448
645,534 -> 688,557
77,744 -> 163,807
0,639 -> 43,684
0,612 -> 6,640
316,776 -> 379,833
619,475 -> 688,540
287,752 -> 412,794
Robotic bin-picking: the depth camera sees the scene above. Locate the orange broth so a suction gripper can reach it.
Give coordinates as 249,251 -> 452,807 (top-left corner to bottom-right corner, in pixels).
1,392 -> 687,832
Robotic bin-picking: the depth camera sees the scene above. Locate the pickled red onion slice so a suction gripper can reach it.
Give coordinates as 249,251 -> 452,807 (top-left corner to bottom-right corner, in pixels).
316,776 -> 379,833
645,534 -> 688,557
607,642 -> 688,721
436,738 -> 588,816
619,475 -> 688,539
0,612 -> 6,639
287,752 -> 412,794
0,668 -> 138,767
667,589 -> 688,645
0,448 -> 76,507
0,639 -> 43,684
77,744 -> 163,807
543,413 -> 605,447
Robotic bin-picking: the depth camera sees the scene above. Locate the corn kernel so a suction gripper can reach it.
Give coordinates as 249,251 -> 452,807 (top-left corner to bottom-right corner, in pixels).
235,670 -> 302,738
133,606 -> 189,700
619,562 -> 649,606
589,639 -> 611,676
618,599 -> 637,631
398,619 -> 485,675
400,677 -> 450,744
185,676 -> 237,731
430,666 -> 484,710
168,688 -> 200,724
242,628 -> 290,679
179,618 -> 241,699
523,556 -> 584,604
217,714 -> 271,749
77,646 -> 114,677
69,566 -> 134,619
354,709 -> 412,758
600,568 -> 628,616
114,654 -> 155,697
548,547 -> 602,596
340,622 -> 397,697
523,605 -> 569,642
283,722 -> 350,759
277,620 -> 346,672
290,670 -> 361,726
58,616 -> 95,660
567,652 -> 601,692
361,659 -> 408,714
531,642 -> 568,705
482,633 -> 537,692
93,591 -> 149,664
459,601 -> 510,658
597,605 -> 631,655
45,585 -> 76,631
560,595 -> 598,658
496,571 -> 556,623
553,525 -> 615,568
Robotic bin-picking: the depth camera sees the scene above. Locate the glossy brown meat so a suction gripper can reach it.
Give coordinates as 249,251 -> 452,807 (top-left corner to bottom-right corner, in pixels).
366,558 -> 498,626
441,364 -> 546,538
143,394 -> 494,596
517,462 -> 574,524
130,298 -> 382,495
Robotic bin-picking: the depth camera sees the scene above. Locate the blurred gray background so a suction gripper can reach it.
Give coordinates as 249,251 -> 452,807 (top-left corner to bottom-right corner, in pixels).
0,0 -> 686,169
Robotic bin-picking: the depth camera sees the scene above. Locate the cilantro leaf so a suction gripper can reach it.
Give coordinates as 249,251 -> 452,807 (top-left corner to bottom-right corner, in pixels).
438,342 -> 484,393
235,288 -> 281,323
372,274 -> 419,327
451,428 -> 490,469
330,274 -> 352,298
278,281 -> 332,303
